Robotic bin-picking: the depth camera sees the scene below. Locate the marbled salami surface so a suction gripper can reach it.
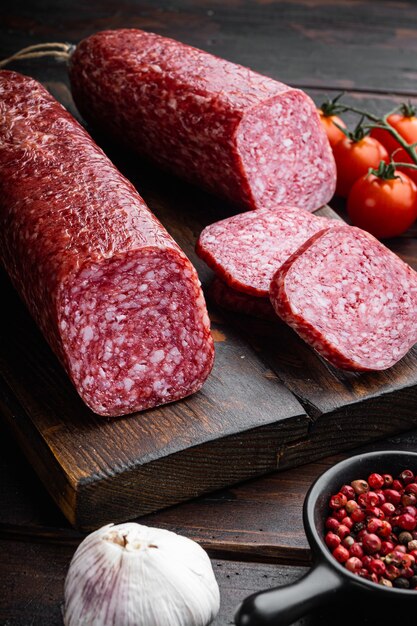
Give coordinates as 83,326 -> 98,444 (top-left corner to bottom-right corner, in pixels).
270,225 -> 417,371
197,206 -> 332,296
69,29 -> 336,211
0,70 -> 214,416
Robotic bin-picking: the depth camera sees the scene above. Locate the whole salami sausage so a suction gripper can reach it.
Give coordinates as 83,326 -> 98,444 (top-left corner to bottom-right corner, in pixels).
69,29 -> 336,212
269,225 -> 417,371
0,70 -> 214,416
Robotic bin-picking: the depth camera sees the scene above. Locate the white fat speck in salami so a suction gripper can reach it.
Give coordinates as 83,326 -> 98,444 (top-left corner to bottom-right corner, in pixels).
0,70 -> 214,416
208,277 -> 277,321
269,225 -> 417,371
69,29 -> 336,212
196,206 -> 335,297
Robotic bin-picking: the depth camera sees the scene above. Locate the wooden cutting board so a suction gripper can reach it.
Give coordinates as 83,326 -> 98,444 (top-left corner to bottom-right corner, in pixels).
1,81 -> 417,530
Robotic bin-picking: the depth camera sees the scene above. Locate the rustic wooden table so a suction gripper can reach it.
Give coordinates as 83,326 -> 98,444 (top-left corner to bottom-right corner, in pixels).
1,1 -> 417,624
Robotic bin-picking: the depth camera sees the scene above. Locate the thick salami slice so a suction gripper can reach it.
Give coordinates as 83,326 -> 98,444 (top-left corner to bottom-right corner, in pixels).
270,225 -> 417,371
69,29 -> 336,212
196,206 -> 333,297
0,70 -> 214,416
208,277 -> 276,321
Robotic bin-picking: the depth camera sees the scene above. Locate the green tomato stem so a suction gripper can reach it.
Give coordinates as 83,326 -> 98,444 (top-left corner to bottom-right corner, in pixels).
391,162 -> 417,170
339,103 -> 417,165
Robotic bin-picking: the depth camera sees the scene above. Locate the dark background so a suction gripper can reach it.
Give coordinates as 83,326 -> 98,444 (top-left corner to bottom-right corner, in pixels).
1,1 -> 417,624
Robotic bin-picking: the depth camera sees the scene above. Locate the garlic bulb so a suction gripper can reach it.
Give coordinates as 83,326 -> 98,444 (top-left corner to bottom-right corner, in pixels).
64,522 -> 220,626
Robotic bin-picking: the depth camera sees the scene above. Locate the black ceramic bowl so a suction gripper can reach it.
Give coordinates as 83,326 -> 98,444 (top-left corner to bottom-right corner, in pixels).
234,450 -> 417,626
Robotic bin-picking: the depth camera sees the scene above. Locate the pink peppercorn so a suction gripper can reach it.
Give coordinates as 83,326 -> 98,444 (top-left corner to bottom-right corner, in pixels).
365,506 -> 384,520
402,505 -> 417,518
349,543 -> 364,559
401,567 -> 414,579
384,489 -> 402,505
351,508 -> 366,523
325,517 -> 340,532
340,485 -> 355,500
381,540 -> 395,556
342,536 -> 355,549
345,557 -> 363,573
367,518 -> 383,534
398,514 -> 417,531
400,470 -> 414,485
345,500 -> 359,514
383,474 -> 393,487
333,545 -> 349,563
386,565 -> 400,581
351,479 -> 369,495
368,473 -> 384,489
366,492 -> 380,507
402,493 -> 417,507
362,533 -> 382,554
325,532 -> 341,550
330,493 -> 347,509
337,524 -> 351,539
374,490 -> 386,506
377,520 -> 392,538
361,555 -> 373,570
334,508 -> 347,521
368,559 -> 386,576
381,502 -> 396,517
400,553 -> 415,568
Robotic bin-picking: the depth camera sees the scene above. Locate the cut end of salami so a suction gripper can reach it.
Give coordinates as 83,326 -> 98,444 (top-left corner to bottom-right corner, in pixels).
237,90 -> 336,211
270,225 -> 417,371
60,249 -> 213,416
196,206 -> 333,297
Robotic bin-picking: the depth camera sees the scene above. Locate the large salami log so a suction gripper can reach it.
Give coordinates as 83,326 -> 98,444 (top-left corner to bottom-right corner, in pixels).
69,29 -> 336,212
196,206 -> 333,297
269,225 -> 417,371
0,70 -> 214,416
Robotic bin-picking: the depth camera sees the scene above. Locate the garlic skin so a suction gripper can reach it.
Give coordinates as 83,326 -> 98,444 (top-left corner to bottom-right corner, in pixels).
64,522 -> 220,626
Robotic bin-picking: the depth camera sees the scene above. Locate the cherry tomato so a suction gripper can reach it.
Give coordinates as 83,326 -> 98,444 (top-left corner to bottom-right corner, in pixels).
347,170 -> 417,239
318,110 -> 346,147
333,136 -> 389,197
371,109 -> 417,185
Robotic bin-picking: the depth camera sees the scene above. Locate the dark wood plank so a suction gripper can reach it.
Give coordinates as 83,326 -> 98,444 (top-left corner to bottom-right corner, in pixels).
0,536 -> 311,626
0,266 -> 306,530
2,0 -> 417,96
0,534 -> 408,625
3,414 -> 417,565
1,84 -> 417,532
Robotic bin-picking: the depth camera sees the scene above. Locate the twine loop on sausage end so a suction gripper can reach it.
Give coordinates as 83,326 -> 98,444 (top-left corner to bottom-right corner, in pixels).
0,42 -> 75,69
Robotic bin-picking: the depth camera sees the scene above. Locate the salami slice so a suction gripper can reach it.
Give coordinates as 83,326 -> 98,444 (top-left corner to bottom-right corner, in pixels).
196,206 -> 333,297
0,70 -> 214,416
69,29 -> 336,212
208,277 -> 276,321
269,225 -> 417,371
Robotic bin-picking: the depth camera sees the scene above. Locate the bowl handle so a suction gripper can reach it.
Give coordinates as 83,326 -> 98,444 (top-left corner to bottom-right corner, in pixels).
234,562 -> 344,626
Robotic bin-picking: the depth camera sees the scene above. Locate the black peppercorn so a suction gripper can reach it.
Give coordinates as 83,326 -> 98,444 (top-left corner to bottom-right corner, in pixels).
352,522 -> 365,534
393,577 -> 410,589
